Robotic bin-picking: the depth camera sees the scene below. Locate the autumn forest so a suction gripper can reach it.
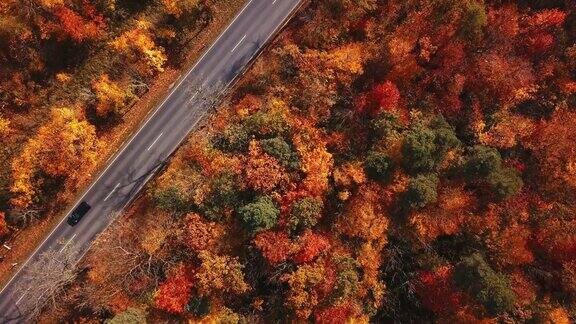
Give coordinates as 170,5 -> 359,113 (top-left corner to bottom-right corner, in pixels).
2,0 -> 576,322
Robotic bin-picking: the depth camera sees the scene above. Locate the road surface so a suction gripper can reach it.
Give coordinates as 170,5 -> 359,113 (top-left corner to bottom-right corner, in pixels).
0,0 -> 302,321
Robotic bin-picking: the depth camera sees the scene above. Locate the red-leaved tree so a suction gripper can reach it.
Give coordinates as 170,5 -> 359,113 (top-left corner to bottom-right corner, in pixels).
253,230 -> 294,265
54,6 -> 103,42
293,230 -> 330,264
315,303 -> 357,324
356,81 -> 400,116
415,266 -> 463,314
155,264 -> 194,314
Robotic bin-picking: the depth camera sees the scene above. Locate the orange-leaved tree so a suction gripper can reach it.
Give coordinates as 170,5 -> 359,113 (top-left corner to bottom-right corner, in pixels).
487,223 -> 534,267
182,213 -> 226,253
337,184 -> 389,245
535,214 -> 576,265
11,107 -> 101,208
0,117 -> 11,139
315,303 -> 362,324
0,212 -> 9,237
293,123 -> 334,197
527,110 -> 576,202
245,140 -> 288,193
293,230 -> 330,264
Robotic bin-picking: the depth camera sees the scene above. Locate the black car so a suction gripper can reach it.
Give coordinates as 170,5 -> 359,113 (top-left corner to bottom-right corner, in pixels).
67,201 -> 91,226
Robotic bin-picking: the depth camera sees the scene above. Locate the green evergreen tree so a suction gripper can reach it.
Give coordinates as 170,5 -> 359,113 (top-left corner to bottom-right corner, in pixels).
487,167 -> 523,200
202,173 -> 241,221
238,196 -> 280,233
402,125 -> 437,174
364,152 -> 394,183
213,125 -> 249,152
464,145 -> 502,178
454,253 -> 516,316
402,173 -> 439,209
430,116 -> 461,157
260,137 -> 299,169
152,187 -> 189,213
460,1 -> 487,41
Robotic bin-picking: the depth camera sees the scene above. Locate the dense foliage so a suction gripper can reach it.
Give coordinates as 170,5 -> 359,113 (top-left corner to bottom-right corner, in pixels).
0,0 -> 230,232
36,0 -> 576,322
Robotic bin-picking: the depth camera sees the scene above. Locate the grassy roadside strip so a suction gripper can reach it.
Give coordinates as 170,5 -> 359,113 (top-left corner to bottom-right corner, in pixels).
0,0 -> 247,288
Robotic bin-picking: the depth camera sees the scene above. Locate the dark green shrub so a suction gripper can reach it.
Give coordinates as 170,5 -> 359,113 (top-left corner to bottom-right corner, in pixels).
370,112 -> 402,139
459,1 -> 487,41
152,187 -> 189,212
213,125 -> 249,152
454,253 -> 516,316
260,137 -> 299,169
430,117 -> 461,157
238,196 -> 279,233
463,145 -> 502,178
332,255 -> 360,303
402,125 -> 437,173
106,307 -> 147,324
402,173 -> 439,209
364,152 -> 394,182
201,173 -> 241,221
243,108 -> 290,138
462,146 -> 523,200
487,167 -> 523,200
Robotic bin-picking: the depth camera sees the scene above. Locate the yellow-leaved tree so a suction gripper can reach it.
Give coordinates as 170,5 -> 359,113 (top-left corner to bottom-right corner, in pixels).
91,74 -> 133,117
109,20 -> 167,75
0,117 -> 11,139
161,0 -> 200,17
281,261 -> 326,319
293,121 -> 334,197
195,251 -> 250,298
37,0 -> 64,9
11,107 -> 101,208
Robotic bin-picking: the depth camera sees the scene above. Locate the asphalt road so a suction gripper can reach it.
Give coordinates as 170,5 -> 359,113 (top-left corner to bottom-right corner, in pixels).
0,0 -> 302,321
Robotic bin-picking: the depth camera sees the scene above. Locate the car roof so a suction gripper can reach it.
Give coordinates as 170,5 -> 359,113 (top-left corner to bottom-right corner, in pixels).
75,201 -> 91,214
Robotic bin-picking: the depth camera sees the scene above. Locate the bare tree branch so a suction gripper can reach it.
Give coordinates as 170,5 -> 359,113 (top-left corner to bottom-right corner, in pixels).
13,242 -> 79,319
